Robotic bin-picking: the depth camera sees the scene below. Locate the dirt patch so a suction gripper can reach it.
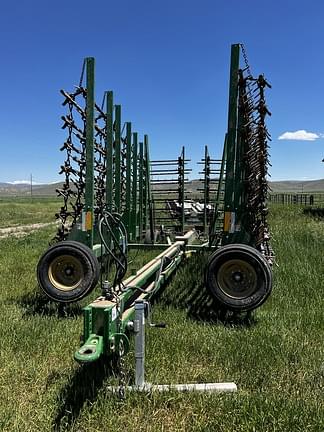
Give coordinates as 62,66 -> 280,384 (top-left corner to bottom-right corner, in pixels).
0,222 -> 58,239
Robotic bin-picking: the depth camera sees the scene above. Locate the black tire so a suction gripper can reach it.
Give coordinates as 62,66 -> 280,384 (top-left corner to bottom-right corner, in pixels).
37,240 -> 100,303
205,243 -> 272,312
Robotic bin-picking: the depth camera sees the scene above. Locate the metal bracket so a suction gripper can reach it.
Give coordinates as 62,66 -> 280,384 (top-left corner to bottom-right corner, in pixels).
113,298 -> 238,394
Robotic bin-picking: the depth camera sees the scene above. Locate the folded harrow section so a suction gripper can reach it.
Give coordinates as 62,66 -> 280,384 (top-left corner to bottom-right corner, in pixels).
36,45 -> 274,387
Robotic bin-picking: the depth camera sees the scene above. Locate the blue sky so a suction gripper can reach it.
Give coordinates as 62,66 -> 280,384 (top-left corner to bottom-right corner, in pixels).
0,0 -> 323,183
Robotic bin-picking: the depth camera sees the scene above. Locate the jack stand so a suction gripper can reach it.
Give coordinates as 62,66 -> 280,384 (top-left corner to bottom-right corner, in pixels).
108,299 -> 237,394
134,300 -> 146,387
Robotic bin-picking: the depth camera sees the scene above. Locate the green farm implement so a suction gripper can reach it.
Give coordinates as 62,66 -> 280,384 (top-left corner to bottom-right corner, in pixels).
37,44 -> 273,390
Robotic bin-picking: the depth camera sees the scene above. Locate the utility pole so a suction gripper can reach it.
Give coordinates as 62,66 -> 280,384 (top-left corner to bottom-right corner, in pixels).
30,173 -> 33,198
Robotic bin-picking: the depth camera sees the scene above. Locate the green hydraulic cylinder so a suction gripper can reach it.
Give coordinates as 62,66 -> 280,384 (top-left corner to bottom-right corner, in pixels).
125,122 -> 132,230
234,86 -> 243,212
143,135 -> 149,234
83,57 -> 95,248
114,105 -> 121,213
105,91 -> 114,211
138,141 -> 144,240
232,78 -> 245,244
179,146 -> 185,233
131,133 -> 138,241
223,44 -> 240,242
144,135 -> 154,243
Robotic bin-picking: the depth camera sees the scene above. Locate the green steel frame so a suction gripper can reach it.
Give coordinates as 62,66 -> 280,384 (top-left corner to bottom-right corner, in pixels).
203,145 -> 210,234
125,122 -> 132,231
150,147 -> 191,233
45,44 -> 272,367
222,44 -> 240,244
210,134 -> 227,243
75,232 -> 196,363
106,91 -> 114,211
211,43 -> 262,247
64,58 -> 154,252
83,57 -> 95,249
55,45 -> 268,255
131,133 -> 138,241
178,146 -> 185,233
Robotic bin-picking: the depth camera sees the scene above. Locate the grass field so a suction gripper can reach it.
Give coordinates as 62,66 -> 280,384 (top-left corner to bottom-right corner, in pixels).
0,198 -> 60,228
0,200 -> 323,431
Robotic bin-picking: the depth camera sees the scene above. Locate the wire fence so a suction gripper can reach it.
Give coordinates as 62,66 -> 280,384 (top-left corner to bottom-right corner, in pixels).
269,193 -> 324,206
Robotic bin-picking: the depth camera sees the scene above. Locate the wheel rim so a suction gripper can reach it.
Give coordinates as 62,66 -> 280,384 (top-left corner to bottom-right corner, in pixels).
48,254 -> 84,291
216,259 -> 258,299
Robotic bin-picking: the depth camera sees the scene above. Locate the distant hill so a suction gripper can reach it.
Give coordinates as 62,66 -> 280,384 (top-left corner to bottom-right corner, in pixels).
0,182 -> 62,197
186,179 -> 324,194
269,179 -> 324,193
0,178 -> 323,197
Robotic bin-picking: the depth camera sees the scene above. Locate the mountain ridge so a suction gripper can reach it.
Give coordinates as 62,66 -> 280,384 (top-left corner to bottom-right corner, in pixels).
0,178 -> 323,197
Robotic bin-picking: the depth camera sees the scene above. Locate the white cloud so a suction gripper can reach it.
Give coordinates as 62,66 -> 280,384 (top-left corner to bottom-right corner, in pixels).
8,180 -> 44,185
278,130 -> 320,141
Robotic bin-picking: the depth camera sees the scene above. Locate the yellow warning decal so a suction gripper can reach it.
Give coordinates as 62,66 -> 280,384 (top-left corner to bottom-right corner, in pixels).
85,211 -> 92,231
224,212 -> 231,232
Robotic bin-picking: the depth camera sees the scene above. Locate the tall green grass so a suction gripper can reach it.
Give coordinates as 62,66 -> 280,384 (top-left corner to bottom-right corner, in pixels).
0,204 -> 323,431
0,198 -> 60,228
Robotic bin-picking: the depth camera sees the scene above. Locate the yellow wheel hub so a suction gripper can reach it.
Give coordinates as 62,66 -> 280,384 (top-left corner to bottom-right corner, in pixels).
48,255 -> 84,291
217,259 -> 257,299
